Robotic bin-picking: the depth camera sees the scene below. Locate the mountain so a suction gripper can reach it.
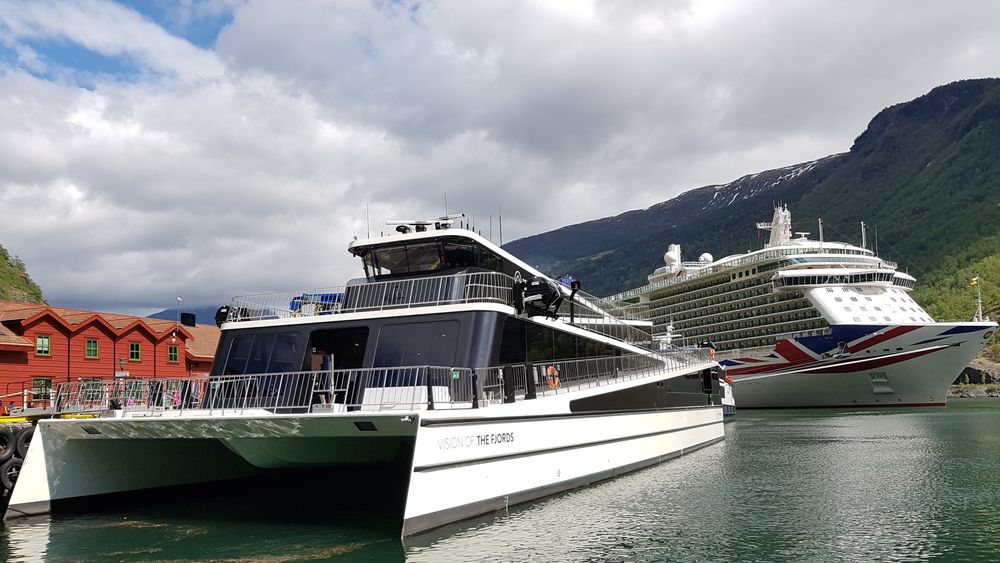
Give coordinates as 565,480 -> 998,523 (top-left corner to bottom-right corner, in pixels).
148,306 -> 223,326
504,78 -> 1000,359
0,244 -> 45,304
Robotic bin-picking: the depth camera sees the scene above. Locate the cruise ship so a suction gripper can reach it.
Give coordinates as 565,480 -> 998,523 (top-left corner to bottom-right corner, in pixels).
6,215 -> 727,537
612,205 -> 996,408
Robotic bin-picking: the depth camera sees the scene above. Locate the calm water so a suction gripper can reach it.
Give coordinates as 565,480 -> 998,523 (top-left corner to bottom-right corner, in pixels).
3,399 -> 1000,562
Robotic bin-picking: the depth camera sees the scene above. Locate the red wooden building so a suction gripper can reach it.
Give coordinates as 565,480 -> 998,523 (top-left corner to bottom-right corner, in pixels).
0,302 -> 220,409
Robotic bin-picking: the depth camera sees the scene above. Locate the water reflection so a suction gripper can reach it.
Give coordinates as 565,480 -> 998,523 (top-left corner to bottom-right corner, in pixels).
3,401 -> 999,561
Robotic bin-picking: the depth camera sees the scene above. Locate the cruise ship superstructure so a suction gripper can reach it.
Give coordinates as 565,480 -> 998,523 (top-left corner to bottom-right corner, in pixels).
613,205 -> 996,408
6,215 -> 726,537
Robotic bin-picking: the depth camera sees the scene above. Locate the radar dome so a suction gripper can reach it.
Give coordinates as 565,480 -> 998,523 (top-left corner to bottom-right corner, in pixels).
698,253 -> 713,264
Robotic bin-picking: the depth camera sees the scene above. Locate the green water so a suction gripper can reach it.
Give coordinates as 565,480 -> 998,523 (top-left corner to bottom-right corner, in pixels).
3,400 -> 1000,562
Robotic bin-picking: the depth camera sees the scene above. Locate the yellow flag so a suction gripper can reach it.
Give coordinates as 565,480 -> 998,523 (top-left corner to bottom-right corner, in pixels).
969,276 -> 980,286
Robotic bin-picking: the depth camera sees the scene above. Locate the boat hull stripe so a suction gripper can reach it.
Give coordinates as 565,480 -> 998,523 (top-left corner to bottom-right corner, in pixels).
402,435 -> 724,536
413,419 -> 721,472
847,325 -> 920,353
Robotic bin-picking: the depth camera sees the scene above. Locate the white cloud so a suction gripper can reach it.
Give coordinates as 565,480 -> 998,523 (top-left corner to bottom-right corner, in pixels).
1,0 -> 1000,312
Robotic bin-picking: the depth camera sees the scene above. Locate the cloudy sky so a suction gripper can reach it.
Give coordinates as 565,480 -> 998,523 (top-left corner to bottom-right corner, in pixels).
1,0 -> 999,314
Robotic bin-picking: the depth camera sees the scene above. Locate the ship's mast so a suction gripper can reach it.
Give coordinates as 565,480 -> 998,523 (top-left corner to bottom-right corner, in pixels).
756,204 -> 793,248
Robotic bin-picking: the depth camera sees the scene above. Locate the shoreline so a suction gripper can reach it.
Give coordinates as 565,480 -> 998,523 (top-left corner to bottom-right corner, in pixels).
948,384 -> 1000,398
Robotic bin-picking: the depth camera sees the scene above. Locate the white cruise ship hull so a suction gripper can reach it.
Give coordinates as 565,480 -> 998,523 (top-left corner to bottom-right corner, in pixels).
723,322 -> 996,408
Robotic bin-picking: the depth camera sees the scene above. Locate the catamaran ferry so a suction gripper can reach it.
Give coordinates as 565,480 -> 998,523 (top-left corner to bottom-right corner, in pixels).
612,205 -> 996,408
6,215 -> 727,537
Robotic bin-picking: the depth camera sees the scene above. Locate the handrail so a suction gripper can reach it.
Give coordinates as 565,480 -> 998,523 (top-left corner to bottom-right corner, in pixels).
612,245 -> 896,302
50,349 -> 714,416
226,272 -> 653,343
227,271 -> 513,323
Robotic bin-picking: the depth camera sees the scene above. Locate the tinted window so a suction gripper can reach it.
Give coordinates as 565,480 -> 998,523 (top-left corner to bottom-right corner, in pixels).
223,334 -> 253,375
267,331 -> 301,373
498,317 -> 527,364
374,320 -> 460,367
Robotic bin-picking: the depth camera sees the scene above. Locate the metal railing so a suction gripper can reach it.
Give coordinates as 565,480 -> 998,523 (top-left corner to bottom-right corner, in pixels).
611,246 -> 893,302
52,366 -> 487,416
227,271 -> 513,323
523,348 -> 711,398
50,349 -> 713,416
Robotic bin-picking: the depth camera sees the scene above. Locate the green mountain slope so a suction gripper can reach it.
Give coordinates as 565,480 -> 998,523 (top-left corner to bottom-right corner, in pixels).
0,244 -> 46,304
505,78 -> 1000,358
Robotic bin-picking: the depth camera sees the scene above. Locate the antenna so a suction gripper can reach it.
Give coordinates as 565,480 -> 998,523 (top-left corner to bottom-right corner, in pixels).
489,214 -> 493,243
861,221 -> 867,249
818,218 -> 824,247
366,202 -> 370,238
444,192 -> 448,216
874,224 -> 878,256
499,200 -> 503,246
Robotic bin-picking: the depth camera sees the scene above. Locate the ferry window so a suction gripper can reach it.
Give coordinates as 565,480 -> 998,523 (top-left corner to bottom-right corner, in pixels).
441,241 -> 478,269
374,321 -> 460,367
553,329 -> 576,359
245,333 -> 276,374
222,333 -> 254,374
309,327 -> 369,370
266,331 -> 301,373
527,323 -> 554,362
407,243 -> 445,272
499,317 -> 527,364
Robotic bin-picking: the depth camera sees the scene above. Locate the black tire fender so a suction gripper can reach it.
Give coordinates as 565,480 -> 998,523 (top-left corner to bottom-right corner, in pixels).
0,426 -> 15,464
0,457 -> 22,490
16,426 -> 33,459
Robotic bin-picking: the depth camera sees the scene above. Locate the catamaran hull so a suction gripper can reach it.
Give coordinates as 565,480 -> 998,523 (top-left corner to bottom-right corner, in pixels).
402,406 -> 723,535
6,405 -> 723,536
727,323 -> 995,408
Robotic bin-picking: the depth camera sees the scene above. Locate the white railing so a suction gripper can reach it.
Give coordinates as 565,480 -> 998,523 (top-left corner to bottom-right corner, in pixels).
50,350 -> 714,416
611,247 -> 892,302
227,272 -> 513,323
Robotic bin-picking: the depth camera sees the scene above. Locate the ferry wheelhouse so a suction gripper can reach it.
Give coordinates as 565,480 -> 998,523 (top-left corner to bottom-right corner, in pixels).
7,215 -> 727,537
613,206 -> 996,408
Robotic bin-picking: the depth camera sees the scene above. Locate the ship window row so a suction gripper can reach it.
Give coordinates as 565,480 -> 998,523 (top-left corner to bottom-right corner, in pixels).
675,303 -> 820,332
666,298 -> 815,328
775,272 -> 893,287
684,318 -> 829,351
498,318 -> 615,364
670,307 -> 821,335
653,291 -> 805,322
652,281 -> 774,314
652,275 -> 771,305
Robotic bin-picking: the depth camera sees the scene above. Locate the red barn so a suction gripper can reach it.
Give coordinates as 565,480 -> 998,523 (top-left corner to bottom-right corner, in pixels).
0,302 -> 220,410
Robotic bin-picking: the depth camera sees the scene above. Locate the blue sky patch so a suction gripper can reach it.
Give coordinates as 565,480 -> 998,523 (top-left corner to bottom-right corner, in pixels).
116,0 -> 233,50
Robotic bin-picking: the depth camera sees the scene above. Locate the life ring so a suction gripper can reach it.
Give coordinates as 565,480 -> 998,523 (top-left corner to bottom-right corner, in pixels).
545,365 -> 560,389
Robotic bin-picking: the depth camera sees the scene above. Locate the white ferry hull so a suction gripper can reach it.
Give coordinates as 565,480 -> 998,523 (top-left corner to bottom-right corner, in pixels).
725,322 -> 996,408
402,406 -> 723,535
6,403 -> 724,536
